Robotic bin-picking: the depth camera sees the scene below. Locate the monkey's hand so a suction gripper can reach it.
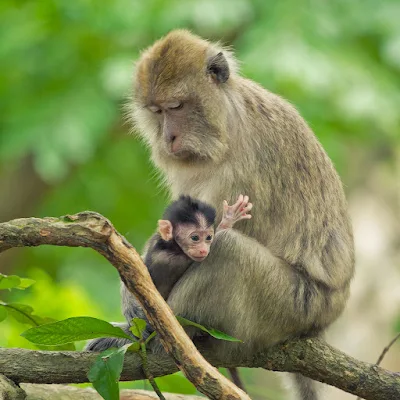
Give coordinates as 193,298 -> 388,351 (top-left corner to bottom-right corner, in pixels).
217,194 -> 252,231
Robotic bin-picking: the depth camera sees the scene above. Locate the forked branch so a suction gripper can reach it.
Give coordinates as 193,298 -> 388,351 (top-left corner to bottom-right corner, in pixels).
0,213 -> 399,400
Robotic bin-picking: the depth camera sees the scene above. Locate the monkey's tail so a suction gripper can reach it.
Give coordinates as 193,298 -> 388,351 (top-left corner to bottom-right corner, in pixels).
228,368 -> 246,392
292,374 -> 319,400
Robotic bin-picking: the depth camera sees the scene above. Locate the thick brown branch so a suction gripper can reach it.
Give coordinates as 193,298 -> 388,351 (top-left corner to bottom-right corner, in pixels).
1,338 -> 400,400
0,212 -> 248,400
1,213 -> 399,400
1,374 -> 204,400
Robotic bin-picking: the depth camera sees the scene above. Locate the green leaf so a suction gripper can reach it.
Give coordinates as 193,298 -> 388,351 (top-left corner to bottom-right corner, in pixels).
0,306 -> 7,322
0,302 -> 54,327
128,342 -> 140,352
129,318 -> 147,340
16,278 -> 36,289
0,273 -> 35,290
206,328 -> 242,342
176,316 -> 242,342
21,316 -> 133,345
88,344 -> 130,400
0,274 -> 21,290
37,342 -> 77,351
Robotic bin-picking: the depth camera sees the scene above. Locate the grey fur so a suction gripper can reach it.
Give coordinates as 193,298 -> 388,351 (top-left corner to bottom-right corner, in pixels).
97,30 -> 355,399
85,322 -> 135,351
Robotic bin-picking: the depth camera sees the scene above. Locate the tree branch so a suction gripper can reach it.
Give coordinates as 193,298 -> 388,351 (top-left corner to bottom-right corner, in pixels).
0,212 -> 248,400
1,213 -> 399,400
0,374 -> 204,400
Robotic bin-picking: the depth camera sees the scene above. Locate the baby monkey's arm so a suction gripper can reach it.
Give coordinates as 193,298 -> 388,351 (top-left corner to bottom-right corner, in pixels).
217,194 -> 253,231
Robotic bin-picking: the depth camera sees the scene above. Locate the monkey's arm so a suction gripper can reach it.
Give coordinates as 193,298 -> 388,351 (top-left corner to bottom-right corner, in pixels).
217,195 -> 252,231
148,254 -> 193,300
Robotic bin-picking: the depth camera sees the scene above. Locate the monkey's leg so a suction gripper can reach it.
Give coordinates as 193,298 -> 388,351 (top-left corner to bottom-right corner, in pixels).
290,373 -> 320,400
86,291 -> 156,352
228,368 -> 246,392
85,322 -> 135,351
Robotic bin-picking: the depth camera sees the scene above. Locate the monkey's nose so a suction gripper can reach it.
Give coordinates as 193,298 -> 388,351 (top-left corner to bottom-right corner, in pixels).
166,131 -> 176,143
171,137 -> 182,153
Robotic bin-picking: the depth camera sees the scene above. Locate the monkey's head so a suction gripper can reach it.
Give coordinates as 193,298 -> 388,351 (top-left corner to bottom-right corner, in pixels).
158,195 -> 216,261
132,30 -> 237,165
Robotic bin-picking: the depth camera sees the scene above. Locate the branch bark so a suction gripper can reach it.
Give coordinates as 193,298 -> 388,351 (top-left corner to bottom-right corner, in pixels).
1,374 -> 204,400
0,212 -> 248,400
1,339 -> 400,400
1,213 -> 399,400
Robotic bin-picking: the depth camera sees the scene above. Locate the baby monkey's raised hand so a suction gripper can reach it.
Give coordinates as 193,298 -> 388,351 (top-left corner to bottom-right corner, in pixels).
218,194 -> 253,231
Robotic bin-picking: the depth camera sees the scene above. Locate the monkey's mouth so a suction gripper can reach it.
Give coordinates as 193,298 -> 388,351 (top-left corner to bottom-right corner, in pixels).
168,148 -> 200,161
191,255 -> 207,262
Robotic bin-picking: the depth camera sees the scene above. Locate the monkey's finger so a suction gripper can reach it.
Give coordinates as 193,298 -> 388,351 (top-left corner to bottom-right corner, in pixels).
237,214 -> 252,221
236,194 -> 244,205
232,194 -> 246,211
234,202 -> 252,218
242,203 -> 253,213
238,196 -> 250,212
223,200 -> 229,215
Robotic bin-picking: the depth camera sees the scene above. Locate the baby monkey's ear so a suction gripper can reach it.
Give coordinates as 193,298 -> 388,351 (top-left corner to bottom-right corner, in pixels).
158,220 -> 173,241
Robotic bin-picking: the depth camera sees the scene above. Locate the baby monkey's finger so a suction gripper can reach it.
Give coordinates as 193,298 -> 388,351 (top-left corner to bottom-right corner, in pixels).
235,194 -> 250,210
242,203 -> 253,213
233,194 -> 244,209
238,214 -> 252,221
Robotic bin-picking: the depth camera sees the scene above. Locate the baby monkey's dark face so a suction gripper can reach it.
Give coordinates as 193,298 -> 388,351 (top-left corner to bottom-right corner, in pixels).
174,223 -> 214,262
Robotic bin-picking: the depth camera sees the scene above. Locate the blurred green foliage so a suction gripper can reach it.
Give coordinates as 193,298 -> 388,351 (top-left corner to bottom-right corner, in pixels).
0,0 -> 399,398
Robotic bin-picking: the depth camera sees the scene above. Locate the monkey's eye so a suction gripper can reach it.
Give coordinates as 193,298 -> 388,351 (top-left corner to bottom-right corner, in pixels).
169,102 -> 183,111
206,235 -> 213,241
149,106 -> 162,114
191,235 -> 200,242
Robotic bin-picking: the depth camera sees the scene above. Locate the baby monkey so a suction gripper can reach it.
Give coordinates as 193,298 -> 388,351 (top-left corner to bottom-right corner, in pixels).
145,194 -> 252,300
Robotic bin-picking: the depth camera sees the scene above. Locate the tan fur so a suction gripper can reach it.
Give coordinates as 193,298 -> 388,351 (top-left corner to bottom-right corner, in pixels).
128,30 -> 355,399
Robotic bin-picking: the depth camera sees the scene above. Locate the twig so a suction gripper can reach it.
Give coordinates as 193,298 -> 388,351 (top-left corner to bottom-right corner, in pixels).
140,342 -> 166,400
356,332 -> 400,400
375,332 -> 400,366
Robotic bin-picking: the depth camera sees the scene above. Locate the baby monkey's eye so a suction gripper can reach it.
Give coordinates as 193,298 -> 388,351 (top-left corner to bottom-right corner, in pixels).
191,235 -> 200,242
206,235 -> 213,241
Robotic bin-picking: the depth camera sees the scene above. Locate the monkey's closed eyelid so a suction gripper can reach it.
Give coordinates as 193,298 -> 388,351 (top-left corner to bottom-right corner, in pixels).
168,102 -> 183,110
148,106 -> 162,114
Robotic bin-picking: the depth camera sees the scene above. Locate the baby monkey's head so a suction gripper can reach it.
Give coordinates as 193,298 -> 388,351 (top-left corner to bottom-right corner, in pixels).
158,195 -> 216,262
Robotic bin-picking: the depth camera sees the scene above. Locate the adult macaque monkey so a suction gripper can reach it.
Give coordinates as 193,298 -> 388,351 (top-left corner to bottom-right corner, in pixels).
106,30 -> 355,399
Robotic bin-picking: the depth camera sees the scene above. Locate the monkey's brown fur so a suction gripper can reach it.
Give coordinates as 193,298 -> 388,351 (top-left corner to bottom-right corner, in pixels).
129,30 -> 355,399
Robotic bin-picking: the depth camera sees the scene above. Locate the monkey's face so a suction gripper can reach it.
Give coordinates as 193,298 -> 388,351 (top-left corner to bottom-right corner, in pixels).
174,223 -> 214,262
132,30 -> 232,165
142,97 -> 227,162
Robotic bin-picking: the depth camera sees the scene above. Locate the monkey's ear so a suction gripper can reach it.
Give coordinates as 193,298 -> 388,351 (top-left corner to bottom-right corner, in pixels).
158,220 -> 173,241
206,52 -> 230,83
